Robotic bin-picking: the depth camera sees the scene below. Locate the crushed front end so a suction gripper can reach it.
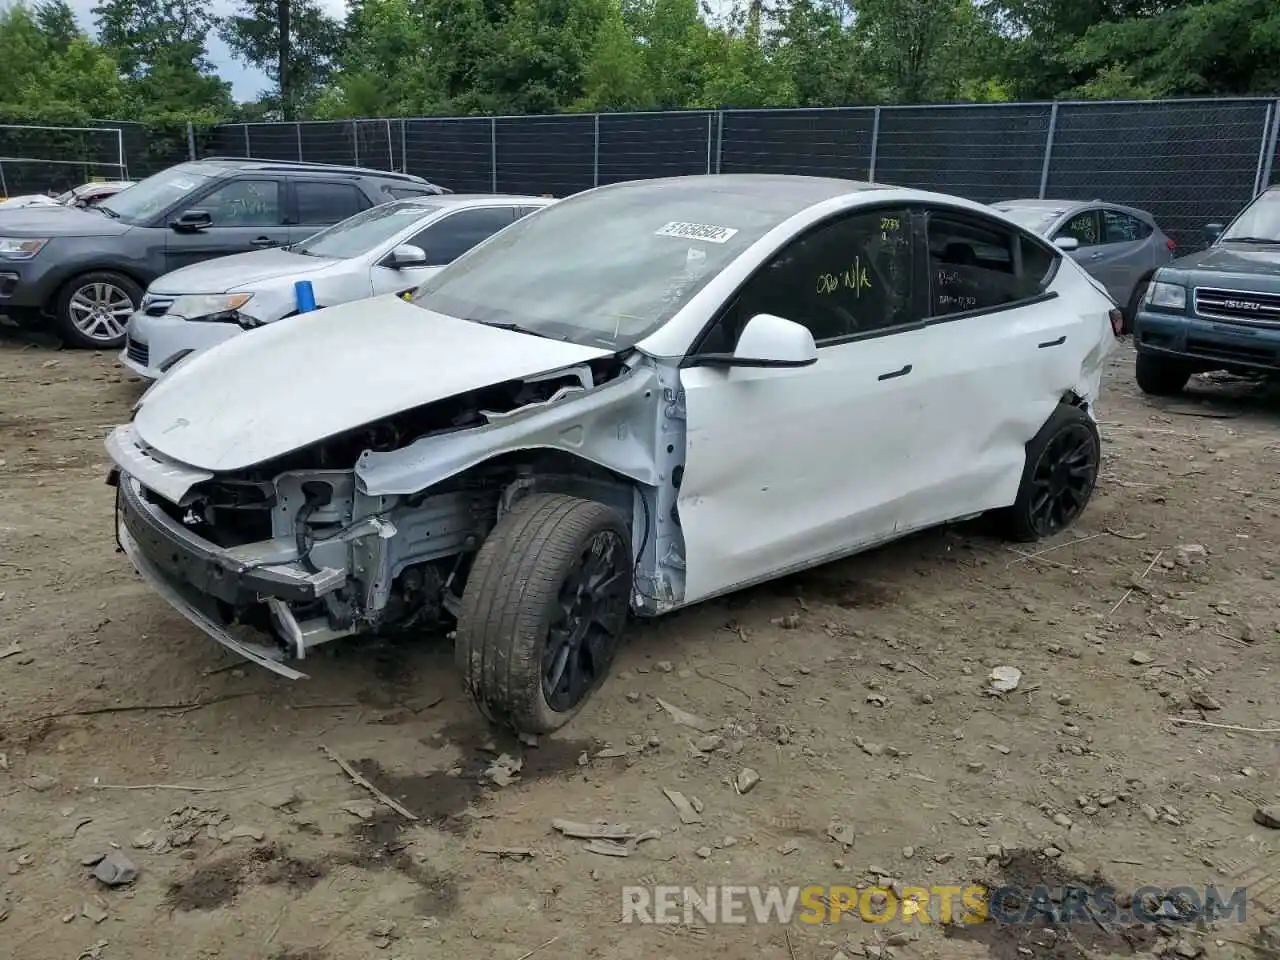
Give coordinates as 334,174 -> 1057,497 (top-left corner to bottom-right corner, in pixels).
106,422 -> 490,677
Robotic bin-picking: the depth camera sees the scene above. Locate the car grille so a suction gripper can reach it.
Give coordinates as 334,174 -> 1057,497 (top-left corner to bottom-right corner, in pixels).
126,337 -> 149,367
1193,287 -> 1280,327
140,294 -> 175,316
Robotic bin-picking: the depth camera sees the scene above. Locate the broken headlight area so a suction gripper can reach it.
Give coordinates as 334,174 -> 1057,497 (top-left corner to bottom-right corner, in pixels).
118,466 -> 488,667
168,293 -> 254,324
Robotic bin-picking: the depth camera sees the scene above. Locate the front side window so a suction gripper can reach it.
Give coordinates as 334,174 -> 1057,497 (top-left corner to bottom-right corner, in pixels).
1055,210 -> 1101,246
407,207 -> 516,265
927,211 -> 1055,317
195,179 -> 281,226
1220,190 -> 1280,244
699,208 -> 916,352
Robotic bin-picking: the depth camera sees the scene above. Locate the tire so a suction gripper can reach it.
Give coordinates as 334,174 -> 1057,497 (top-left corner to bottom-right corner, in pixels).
53,271 -> 142,349
1002,403 -> 1101,543
1135,351 -> 1191,397
1124,280 -> 1149,335
455,493 -> 633,734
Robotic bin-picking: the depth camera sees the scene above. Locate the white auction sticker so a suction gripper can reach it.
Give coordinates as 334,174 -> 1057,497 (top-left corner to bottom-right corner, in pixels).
654,221 -> 739,243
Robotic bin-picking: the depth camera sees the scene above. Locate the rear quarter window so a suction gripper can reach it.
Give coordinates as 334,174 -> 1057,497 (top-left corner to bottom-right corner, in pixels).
1021,235 -> 1057,291
926,209 -> 1059,317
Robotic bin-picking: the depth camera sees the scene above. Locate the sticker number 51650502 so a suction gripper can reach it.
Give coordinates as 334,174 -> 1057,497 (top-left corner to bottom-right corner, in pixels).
654,221 -> 739,243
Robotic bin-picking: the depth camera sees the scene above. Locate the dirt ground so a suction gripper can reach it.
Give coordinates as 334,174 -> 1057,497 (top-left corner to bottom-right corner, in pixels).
2,334 -> 1280,960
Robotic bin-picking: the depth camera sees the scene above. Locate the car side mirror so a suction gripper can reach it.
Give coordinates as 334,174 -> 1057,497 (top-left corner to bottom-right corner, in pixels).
1053,236 -> 1079,251
386,243 -> 429,268
690,313 -> 818,369
171,209 -> 212,232
1205,222 -> 1224,243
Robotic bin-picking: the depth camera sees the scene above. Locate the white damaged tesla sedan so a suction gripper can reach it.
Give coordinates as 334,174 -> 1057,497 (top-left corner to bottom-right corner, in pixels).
105,174 -> 1122,734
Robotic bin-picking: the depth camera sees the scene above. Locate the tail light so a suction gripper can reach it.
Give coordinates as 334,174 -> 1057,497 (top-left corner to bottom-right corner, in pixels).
1109,307 -> 1125,337
1166,237 -> 1177,252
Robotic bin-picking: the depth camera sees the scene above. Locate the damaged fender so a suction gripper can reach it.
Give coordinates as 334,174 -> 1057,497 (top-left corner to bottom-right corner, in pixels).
356,364 -> 666,496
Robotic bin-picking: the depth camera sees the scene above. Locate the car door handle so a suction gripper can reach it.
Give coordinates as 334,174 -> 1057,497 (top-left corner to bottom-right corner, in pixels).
877,364 -> 912,381
251,237 -> 279,248
1090,252 -> 1103,260
1038,335 -> 1066,348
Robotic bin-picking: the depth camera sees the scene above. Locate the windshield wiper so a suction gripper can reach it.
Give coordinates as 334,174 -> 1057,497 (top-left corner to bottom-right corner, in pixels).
1223,236 -> 1280,244
470,319 -> 562,341
95,205 -> 120,219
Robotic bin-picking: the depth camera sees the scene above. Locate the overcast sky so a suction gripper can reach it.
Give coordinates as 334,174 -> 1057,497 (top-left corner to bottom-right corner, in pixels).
61,0 -> 349,101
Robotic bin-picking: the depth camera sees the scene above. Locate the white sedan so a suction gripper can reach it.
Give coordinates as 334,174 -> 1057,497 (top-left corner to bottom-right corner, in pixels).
0,180 -> 135,210
106,174 -> 1121,734
121,193 -> 553,378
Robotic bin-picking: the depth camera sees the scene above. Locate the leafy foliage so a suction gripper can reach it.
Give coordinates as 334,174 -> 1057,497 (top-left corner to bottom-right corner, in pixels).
0,0 -> 1277,130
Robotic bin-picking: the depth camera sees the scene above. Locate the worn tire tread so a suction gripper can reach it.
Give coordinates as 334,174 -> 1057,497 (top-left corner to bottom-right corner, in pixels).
455,493 -> 631,733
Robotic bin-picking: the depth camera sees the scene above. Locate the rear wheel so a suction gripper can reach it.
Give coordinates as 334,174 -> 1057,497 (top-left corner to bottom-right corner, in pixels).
1002,403 -> 1100,543
1135,352 -> 1191,396
455,493 -> 632,734
53,271 -> 141,349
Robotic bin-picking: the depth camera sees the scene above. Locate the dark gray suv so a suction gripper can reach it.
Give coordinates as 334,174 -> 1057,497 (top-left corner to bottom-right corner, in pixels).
0,158 -> 446,348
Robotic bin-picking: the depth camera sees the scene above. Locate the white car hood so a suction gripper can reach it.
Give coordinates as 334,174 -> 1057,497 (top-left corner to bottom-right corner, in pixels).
132,295 -> 614,472
0,195 -> 60,209
150,248 -> 340,295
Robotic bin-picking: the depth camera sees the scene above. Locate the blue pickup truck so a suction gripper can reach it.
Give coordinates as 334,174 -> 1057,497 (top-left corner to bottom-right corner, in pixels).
1132,185 -> 1280,396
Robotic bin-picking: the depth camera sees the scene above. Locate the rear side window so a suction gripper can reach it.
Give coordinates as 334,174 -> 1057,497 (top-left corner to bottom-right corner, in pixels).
927,211 -> 1055,318
407,207 -> 517,265
295,181 -> 366,224
1101,209 -> 1151,243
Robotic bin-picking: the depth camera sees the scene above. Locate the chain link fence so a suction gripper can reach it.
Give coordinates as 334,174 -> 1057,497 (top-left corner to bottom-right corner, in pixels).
0,123 -> 129,198
199,98 -> 1280,248
7,98 -> 1277,248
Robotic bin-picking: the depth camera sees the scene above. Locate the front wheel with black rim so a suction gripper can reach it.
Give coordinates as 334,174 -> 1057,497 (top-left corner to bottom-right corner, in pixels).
1002,404 -> 1101,543
455,493 -> 633,734
53,270 -> 142,349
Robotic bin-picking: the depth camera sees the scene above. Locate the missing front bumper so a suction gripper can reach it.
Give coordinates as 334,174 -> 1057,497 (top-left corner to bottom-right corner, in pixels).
114,473 -> 363,676
116,522 -> 308,679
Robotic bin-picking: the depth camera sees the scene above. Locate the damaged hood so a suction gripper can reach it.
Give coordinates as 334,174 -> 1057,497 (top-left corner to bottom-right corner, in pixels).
132,294 -> 614,472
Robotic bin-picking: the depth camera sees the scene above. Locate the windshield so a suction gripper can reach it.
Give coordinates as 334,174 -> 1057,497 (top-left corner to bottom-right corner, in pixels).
98,163 -> 214,222
1222,190 -> 1280,243
294,201 -> 440,258
410,182 -> 798,348
993,205 -> 1060,235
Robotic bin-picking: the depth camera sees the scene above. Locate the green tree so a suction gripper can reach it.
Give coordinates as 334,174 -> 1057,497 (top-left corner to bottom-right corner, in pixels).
33,0 -> 79,50
854,0 -> 1000,103
92,0 -> 233,120
221,0 -> 346,118
1066,0 -> 1280,97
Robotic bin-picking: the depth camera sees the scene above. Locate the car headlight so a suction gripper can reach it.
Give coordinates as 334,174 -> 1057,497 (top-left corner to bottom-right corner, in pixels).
169,292 -> 254,322
1145,281 -> 1186,310
0,237 -> 49,260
